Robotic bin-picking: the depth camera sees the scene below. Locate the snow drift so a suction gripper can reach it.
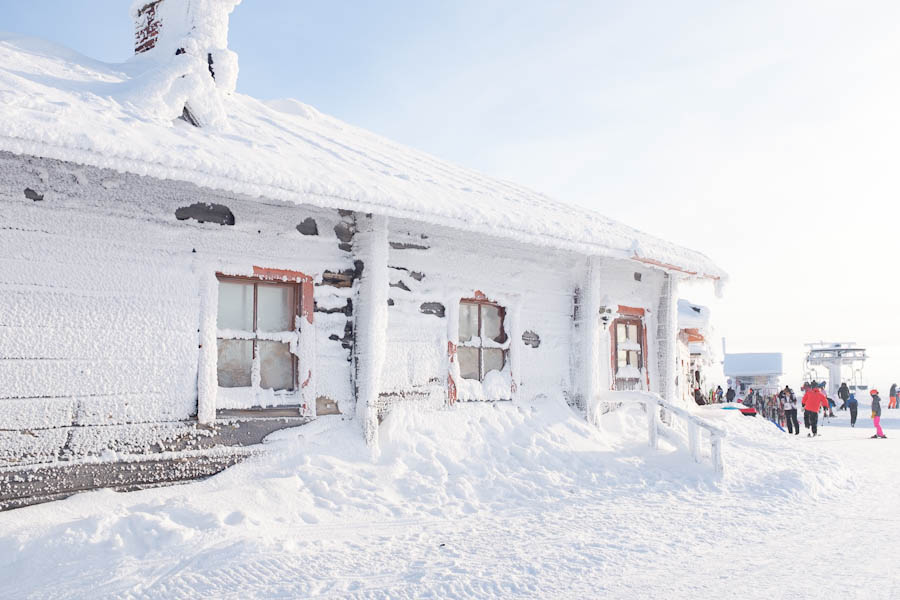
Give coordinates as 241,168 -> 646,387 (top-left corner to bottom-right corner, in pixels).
1,398 -> 852,540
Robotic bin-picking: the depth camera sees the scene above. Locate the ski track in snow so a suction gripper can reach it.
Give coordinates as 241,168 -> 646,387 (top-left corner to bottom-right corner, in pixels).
1,401 -> 898,600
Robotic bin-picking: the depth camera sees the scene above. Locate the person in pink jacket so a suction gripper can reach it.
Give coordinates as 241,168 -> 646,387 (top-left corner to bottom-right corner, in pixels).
870,390 -> 887,439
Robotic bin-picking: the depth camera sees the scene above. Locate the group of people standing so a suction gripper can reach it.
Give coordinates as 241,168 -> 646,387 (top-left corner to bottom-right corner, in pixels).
703,381 -> 888,439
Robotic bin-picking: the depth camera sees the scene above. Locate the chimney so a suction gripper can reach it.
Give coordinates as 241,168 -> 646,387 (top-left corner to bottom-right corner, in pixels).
130,0 -> 241,92
134,1 -> 164,55
128,0 -> 241,129
132,0 -> 198,58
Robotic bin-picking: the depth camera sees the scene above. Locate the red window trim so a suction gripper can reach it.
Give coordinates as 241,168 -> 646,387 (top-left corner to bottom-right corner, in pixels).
252,266 -> 315,325
682,328 -> 705,343
215,267 -> 315,395
617,305 -> 645,318
609,306 -> 650,390
448,291 -> 513,403
458,298 -> 508,383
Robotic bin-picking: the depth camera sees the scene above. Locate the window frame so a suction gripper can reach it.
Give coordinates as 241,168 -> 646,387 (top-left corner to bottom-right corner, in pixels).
610,305 -> 649,391
215,273 -> 301,393
614,317 -> 644,372
457,297 -> 509,383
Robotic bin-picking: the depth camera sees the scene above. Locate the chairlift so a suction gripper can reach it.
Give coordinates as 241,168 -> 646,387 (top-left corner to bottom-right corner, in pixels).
803,342 -> 868,398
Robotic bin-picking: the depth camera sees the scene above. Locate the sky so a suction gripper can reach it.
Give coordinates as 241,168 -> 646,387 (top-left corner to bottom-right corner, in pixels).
2,0 -> 898,388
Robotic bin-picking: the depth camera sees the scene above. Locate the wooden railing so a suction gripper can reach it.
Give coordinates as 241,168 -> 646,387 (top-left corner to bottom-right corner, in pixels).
598,390 -> 726,477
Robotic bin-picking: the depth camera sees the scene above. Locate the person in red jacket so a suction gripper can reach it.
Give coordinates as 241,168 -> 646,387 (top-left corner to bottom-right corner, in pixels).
802,383 -> 829,437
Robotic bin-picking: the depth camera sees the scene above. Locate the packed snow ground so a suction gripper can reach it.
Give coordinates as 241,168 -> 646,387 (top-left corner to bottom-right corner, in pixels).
0,398 -> 897,599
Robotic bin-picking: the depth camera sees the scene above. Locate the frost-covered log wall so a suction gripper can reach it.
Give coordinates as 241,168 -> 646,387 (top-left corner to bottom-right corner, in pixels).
377,217 -> 580,417
0,150 -> 694,465
0,152 -> 355,464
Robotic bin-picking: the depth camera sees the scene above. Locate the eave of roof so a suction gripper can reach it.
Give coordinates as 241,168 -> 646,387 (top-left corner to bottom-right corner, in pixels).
0,33 -> 727,282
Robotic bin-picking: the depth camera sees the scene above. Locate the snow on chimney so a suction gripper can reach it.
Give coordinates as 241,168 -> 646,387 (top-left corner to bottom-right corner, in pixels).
130,0 -> 241,93
127,0 -> 241,128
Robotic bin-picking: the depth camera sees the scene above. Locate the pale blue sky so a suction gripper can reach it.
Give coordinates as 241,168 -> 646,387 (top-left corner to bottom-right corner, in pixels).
3,1 -> 899,385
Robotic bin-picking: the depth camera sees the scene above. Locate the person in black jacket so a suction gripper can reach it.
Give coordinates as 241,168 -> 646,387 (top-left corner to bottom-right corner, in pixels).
726,387 -> 736,403
781,387 -> 799,434
847,392 -> 858,427
838,382 -> 850,410
802,383 -> 811,430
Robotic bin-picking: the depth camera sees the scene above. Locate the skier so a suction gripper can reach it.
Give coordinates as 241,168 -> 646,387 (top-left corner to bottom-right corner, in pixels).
802,383 -> 828,437
847,392 -> 858,427
838,382 -> 850,411
870,390 -> 886,438
782,388 -> 799,435
716,385 -> 724,403
890,383 -> 897,410
726,387 -> 735,403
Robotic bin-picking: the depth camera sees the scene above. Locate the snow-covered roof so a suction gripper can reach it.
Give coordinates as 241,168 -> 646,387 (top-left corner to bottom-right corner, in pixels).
687,342 -> 708,357
0,31 -> 725,280
677,299 -> 711,331
723,353 -> 783,377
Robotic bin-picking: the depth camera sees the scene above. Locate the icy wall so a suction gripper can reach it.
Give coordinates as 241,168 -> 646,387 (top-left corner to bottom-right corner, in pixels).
373,217 -> 671,421
0,150 -> 684,461
0,152 -> 354,463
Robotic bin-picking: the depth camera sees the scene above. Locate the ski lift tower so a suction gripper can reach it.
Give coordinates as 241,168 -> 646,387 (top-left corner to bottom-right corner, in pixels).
804,342 -> 868,399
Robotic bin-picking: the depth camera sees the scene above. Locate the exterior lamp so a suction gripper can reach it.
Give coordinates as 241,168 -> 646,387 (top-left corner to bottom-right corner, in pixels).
599,297 -> 614,326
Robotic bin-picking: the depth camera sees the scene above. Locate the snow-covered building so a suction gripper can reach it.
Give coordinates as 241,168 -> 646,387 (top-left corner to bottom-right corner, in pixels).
0,0 -> 724,482
724,353 -> 783,396
676,299 -> 724,403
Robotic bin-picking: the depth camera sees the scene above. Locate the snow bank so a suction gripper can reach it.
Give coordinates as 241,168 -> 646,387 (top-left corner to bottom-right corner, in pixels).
2,399 -> 852,529
0,402 -> 881,598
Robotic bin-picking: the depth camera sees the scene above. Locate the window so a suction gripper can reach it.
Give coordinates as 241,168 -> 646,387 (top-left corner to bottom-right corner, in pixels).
216,276 -> 298,391
612,315 -> 645,391
615,319 -> 643,373
458,299 -> 508,381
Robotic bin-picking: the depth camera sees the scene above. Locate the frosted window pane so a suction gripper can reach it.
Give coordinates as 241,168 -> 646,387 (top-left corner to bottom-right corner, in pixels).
483,348 -> 505,375
258,283 -> 295,332
618,350 -> 627,368
458,346 -> 480,380
627,323 -> 638,341
459,303 -> 478,343
217,281 -> 253,331
482,305 -> 506,343
259,341 -> 294,390
616,323 -> 626,344
217,339 -> 252,387
628,350 -> 639,367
